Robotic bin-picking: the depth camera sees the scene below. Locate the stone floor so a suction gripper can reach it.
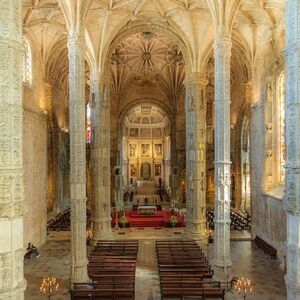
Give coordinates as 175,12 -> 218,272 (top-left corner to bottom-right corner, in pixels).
25,228 -> 286,299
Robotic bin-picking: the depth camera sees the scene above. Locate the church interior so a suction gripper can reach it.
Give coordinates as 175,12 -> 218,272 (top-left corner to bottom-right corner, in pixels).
0,0 -> 299,299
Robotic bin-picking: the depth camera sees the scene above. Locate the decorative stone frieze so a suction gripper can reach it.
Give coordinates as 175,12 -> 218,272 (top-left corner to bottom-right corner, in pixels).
184,73 -> 208,238
0,0 -> 26,299
67,34 -> 88,283
213,34 -> 232,276
284,0 -> 300,298
89,73 -> 112,241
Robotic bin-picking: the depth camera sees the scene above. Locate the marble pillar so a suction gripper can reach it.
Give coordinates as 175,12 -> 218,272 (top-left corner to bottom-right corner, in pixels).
68,35 -> 88,283
284,0 -> 300,298
89,74 -> 112,241
213,34 -> 232,279
0,0 -> 26,299
184,73 -> 208,238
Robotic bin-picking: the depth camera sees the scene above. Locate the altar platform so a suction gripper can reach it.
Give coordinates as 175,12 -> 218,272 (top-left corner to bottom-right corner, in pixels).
112,209 -> 185,228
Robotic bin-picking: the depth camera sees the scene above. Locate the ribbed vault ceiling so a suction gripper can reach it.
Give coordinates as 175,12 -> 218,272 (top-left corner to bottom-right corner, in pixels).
110,32 -> 185,100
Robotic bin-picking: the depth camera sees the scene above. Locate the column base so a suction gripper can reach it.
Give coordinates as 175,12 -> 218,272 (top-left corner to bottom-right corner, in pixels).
184,221 -> 206,240
91,229 -> 113,246
0,279 -> 26,300
70,260 -> 89,284
213,265 -> 232,285
285,275 -> 300,300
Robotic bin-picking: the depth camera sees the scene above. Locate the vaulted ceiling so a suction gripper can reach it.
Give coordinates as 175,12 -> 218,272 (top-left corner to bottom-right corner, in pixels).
22,0 -> 285,98
110,32 -> 185,100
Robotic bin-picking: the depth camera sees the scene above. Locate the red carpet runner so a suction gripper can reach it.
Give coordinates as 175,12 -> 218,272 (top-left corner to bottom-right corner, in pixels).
112,210 -> 185,228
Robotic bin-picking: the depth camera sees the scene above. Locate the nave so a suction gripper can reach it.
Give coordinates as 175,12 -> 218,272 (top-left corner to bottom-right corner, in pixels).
25,228 -> 286,300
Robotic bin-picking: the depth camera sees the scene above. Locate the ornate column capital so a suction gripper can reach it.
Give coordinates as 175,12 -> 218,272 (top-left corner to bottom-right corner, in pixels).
213,34 -> 232,53
88,72 -> 111,86
88,72 -> 101,85
244,81 -> 253,100
67,34 -> 86,51
184,72 -> 208,87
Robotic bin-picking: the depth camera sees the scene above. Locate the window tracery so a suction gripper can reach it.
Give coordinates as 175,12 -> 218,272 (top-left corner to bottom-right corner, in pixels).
86,103 -> 92,144
263,68 -> 286,193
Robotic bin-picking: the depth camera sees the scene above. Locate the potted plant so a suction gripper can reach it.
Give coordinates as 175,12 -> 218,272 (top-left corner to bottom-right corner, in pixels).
119,213 -> 128,228
169,215 -> 178,228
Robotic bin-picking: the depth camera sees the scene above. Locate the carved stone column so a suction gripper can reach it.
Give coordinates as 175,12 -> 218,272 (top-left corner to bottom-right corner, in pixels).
170,117 -> 179,207
213,34 -> 232,279
44,81 -> 55,213
68,35 -> 88,283
284,0 -> 300,298
0,1 -> 26,299
184,73 -> 208,238
89,73 -> 112,242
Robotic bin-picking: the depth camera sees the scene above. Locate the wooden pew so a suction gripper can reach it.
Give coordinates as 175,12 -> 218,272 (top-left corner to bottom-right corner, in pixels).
72,240 -> 137,300
254,236 -> 277,258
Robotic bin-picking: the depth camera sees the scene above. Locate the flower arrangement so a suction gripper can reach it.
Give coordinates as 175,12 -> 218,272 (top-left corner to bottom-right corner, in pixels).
119,213 -> 128,228
169,215 -> 178,227
139,209 -> 155,215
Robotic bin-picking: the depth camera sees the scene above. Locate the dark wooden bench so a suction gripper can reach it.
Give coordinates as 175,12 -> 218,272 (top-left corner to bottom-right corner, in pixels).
160,287 -> 225,300
71,288 -> 134,299
254,236 -> 277,258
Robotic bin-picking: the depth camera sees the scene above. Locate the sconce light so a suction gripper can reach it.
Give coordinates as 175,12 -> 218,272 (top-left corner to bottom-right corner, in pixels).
60,127 -> 69,133
41,110 -> 48,116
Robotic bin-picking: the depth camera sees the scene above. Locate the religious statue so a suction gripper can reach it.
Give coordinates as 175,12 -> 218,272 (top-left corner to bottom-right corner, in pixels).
129,144 -> 136,156
141,162 -> 151,180
141,144 -> 150,157
130,164 -> 137,176
155,164 -> 161,176
155,144 -> 162,156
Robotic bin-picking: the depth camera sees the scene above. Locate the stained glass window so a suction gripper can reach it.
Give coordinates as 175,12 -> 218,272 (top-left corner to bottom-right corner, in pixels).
279,72 -> 286,183
23,37 -> 32,85
86,103 -> 92,144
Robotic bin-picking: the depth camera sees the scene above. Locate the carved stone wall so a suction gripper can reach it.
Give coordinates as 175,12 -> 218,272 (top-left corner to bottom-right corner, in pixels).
250,59 -> 287,266
0,1 -> 26,299
23,106 -> 47,247
22,36 -> 48,248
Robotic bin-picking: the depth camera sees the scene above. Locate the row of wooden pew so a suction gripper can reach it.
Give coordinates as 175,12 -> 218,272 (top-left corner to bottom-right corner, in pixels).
47,209 -> 92,231
47,208 -> 70,231
71,240 -> 138,299
206,208 -> 251,231
156,240 -> 225,299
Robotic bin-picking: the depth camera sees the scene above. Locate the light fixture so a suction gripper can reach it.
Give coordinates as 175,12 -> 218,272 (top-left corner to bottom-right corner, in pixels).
234,277 -> 254,299
39,276 -> 59,299
41,110 -> 48,116
60,127 -> 69,133
86,229 -> 93,239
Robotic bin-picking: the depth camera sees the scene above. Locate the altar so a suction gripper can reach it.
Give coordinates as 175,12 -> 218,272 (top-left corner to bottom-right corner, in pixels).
138,205 -> 157,214
136,180 -> 155,194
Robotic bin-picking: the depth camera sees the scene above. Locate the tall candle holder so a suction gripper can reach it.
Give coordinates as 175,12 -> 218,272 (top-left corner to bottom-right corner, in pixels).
39,276 -> 59,300
234,277 -> 254,299
114,208 -> 119,231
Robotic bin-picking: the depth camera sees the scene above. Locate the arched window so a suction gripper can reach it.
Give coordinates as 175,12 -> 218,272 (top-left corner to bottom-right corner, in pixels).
278,72 -> 286,184
263,68 -> 286,192
241,116 -> 250,211
86,103 -> 92,144
23,37 -> 32,85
